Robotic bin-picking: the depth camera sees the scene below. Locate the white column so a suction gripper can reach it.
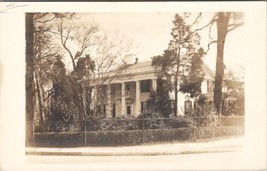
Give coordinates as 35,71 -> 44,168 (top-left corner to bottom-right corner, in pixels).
121,82 -> 126,116
106,84 -> 112,117
152,79 -> 157,92
135,80 -> 141,116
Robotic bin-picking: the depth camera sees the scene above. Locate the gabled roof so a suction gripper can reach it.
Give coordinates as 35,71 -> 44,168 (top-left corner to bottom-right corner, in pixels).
111,60 -> 215,79
202,62 -> 215,80
112,61 -> 156,75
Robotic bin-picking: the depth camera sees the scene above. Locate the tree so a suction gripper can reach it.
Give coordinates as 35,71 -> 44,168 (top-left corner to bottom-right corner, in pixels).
31,13 -> 137,121
25,13 -> 34,146
152,13 -> 202,117
31,13 -> 100,121
72,54 -> 96,118
57,19 -> 98,71
186,12 -> 244,115
32,13 -> 75,121
179,47 -> 205,98
50,57 -> 71,121
194,12 -> 244,115
223,68 -> 244,116
55,20 -> 136,118
145,80 -> 173,118
213,12 -> 244,115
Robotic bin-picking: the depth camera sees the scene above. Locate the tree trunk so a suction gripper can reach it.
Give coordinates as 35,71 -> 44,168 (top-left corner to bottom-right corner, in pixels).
35,71 -> 44,121
174,76 -> 178,117
25,13 -> 34,147
214,12 -> 230,115
174,47 -> 181,117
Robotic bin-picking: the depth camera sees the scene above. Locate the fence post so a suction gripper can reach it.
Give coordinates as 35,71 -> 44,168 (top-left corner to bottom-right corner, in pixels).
32,121 -> 35,146
84,120 -> 87,145
142,118 -> 145,144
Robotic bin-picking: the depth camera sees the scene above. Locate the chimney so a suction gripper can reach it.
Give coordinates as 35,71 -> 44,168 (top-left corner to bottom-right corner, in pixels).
134,58 -> 138,64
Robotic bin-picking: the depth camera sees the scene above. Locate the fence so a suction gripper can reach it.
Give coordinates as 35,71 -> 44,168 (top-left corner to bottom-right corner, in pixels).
26,116 -> 244,147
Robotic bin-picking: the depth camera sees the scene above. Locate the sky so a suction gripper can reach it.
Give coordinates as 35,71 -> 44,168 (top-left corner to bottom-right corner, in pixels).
78,13 -> 245,74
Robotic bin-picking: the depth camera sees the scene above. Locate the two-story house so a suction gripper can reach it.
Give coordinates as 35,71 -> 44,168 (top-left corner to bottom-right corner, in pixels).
90,59 -> 227,117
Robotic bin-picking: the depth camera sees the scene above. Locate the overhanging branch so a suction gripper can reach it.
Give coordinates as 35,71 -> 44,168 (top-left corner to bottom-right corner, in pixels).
227,22 -> 244,33
205,40 -> 217,54
193,14 -> 218,32
189,12 -> 202,28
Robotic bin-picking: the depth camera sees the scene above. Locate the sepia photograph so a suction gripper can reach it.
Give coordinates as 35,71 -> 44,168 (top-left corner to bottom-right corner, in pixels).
0,2 -> 266,171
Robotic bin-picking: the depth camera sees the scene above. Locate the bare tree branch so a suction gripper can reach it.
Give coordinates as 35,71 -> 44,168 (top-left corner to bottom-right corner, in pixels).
205,40 -> 217,54
58,22 -> 76,69
189,12 -> 202,28
34,15 -> 57,24
193,14 -> 218,32
208,23 -> 214,40
75,26 -> 98,60
227,22 -> 244,33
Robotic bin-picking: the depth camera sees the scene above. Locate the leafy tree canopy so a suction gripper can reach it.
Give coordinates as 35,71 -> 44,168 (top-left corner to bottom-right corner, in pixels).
179,47 -> 205,98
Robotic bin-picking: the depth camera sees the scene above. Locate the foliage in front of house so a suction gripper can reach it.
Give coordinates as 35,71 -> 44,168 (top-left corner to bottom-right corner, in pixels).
222,69 -> 244,116
179,48 -> 205,98
144,86 -> 173,118
34,126 -> 244,147
35,117 -> 196,133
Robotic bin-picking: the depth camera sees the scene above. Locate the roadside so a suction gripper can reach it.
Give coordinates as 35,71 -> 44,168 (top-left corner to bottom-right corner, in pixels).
26,136 -> 244,156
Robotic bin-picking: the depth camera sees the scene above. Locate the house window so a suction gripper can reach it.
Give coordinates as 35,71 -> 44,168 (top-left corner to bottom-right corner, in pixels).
125,83 -> 131,97
141,101 -> 146,112
127,106 -> 131,115
111,86 -> 116,96
126,84 -> 130,91
141,80 -> 150,92
112,104 -> 116,118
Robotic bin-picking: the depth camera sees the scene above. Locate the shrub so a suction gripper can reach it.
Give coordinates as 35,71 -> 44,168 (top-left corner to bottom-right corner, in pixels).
138,109 -> 165,129
145,88 -> 173,118
163,117 -> 195,129
34,126 -> 244,147
85,116 -> 142,131
34,132 -> 85,147
86,130 -> 144,146
34,120 -> 84,132
193,115 -> 220,127
185,102 -> 221,127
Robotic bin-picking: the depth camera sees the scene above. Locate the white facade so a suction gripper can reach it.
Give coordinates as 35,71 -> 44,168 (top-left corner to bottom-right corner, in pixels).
91,61 -> 218,118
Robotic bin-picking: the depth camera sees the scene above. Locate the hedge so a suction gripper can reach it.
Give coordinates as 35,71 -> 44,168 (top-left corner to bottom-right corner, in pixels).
34,132 -> 85,147
33,126 -> 244,147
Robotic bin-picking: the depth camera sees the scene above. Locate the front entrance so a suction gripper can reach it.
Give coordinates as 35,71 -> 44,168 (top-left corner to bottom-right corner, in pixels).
126,105 -> 132,115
